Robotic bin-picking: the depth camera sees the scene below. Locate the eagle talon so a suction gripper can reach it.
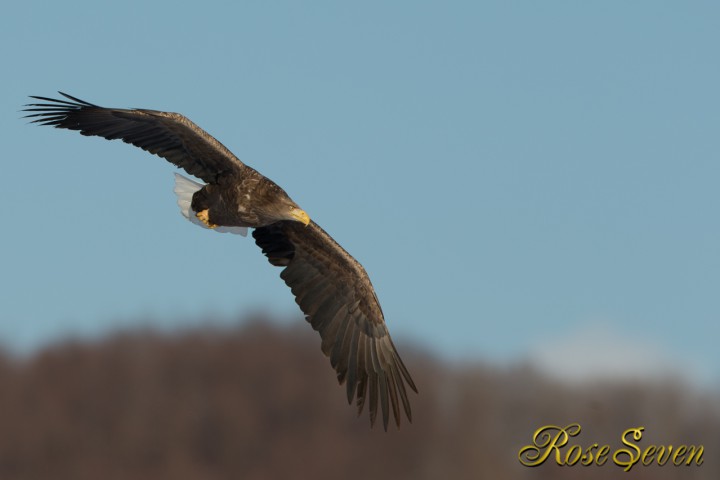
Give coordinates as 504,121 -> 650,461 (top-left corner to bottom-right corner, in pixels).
196,209 -> 217,229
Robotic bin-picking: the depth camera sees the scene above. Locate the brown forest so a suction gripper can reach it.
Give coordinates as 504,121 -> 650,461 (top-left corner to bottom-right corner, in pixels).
0,315 -> 716,480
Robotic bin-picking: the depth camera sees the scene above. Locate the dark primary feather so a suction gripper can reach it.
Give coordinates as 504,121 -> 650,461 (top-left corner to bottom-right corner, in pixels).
23,92 -> 245,183
253,221 -> 418,430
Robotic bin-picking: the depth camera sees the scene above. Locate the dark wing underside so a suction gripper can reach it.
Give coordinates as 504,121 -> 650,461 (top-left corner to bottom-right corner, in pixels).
253,221 -> 417,430
23,92 -> 245,183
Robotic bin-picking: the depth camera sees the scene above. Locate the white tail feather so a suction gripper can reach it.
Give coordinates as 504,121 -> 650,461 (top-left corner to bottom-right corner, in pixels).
173,173 -> 248,236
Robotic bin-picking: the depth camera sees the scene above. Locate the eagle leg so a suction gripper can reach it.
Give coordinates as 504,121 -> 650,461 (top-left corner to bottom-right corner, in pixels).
196,209 -> 217,229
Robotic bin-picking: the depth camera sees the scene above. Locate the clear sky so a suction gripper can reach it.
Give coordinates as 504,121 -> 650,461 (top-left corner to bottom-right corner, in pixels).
1,1 -> 718,386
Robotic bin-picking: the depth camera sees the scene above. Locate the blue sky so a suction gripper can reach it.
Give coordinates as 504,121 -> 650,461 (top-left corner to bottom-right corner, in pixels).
1,1 -> 719,386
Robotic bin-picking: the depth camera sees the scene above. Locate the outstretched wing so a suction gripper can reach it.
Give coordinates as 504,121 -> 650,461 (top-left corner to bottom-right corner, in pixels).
253,221 -> 417,430
23,92 -> 245,183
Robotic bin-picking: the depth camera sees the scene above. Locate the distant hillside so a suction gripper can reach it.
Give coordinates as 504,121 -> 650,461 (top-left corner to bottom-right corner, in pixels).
0,316 -> 716,480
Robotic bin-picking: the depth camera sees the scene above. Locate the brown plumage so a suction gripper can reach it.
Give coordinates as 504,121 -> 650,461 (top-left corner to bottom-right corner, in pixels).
23,92 -> 417,430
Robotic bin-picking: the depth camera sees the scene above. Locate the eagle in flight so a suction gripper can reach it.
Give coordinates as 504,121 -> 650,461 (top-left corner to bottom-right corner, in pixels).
24,92 -> 417,430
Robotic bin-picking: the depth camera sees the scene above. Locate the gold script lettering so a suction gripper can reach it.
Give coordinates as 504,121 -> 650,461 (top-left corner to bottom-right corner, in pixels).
684,445 -> 704,466
518,423 -> 581,467
595,444 -> 610,466
613,427 -> 643,472
519,424 -> 704,469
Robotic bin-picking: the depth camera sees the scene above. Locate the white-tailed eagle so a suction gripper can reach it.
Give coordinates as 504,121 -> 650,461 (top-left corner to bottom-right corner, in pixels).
24,93 -> 417,430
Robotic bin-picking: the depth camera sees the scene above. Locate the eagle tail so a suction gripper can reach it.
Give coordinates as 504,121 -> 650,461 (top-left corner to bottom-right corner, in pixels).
173,173 -> 248,236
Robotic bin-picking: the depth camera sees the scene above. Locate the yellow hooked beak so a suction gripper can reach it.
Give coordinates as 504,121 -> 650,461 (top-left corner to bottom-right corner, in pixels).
290,207 -> 311,226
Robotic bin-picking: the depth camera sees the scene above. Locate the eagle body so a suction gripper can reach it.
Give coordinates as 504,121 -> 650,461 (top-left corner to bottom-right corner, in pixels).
24,92 -> 416,430
190,170 -> 303,228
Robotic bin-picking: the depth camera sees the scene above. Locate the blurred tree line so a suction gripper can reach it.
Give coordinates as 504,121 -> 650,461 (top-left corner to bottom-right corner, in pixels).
0,315 -> 716,480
